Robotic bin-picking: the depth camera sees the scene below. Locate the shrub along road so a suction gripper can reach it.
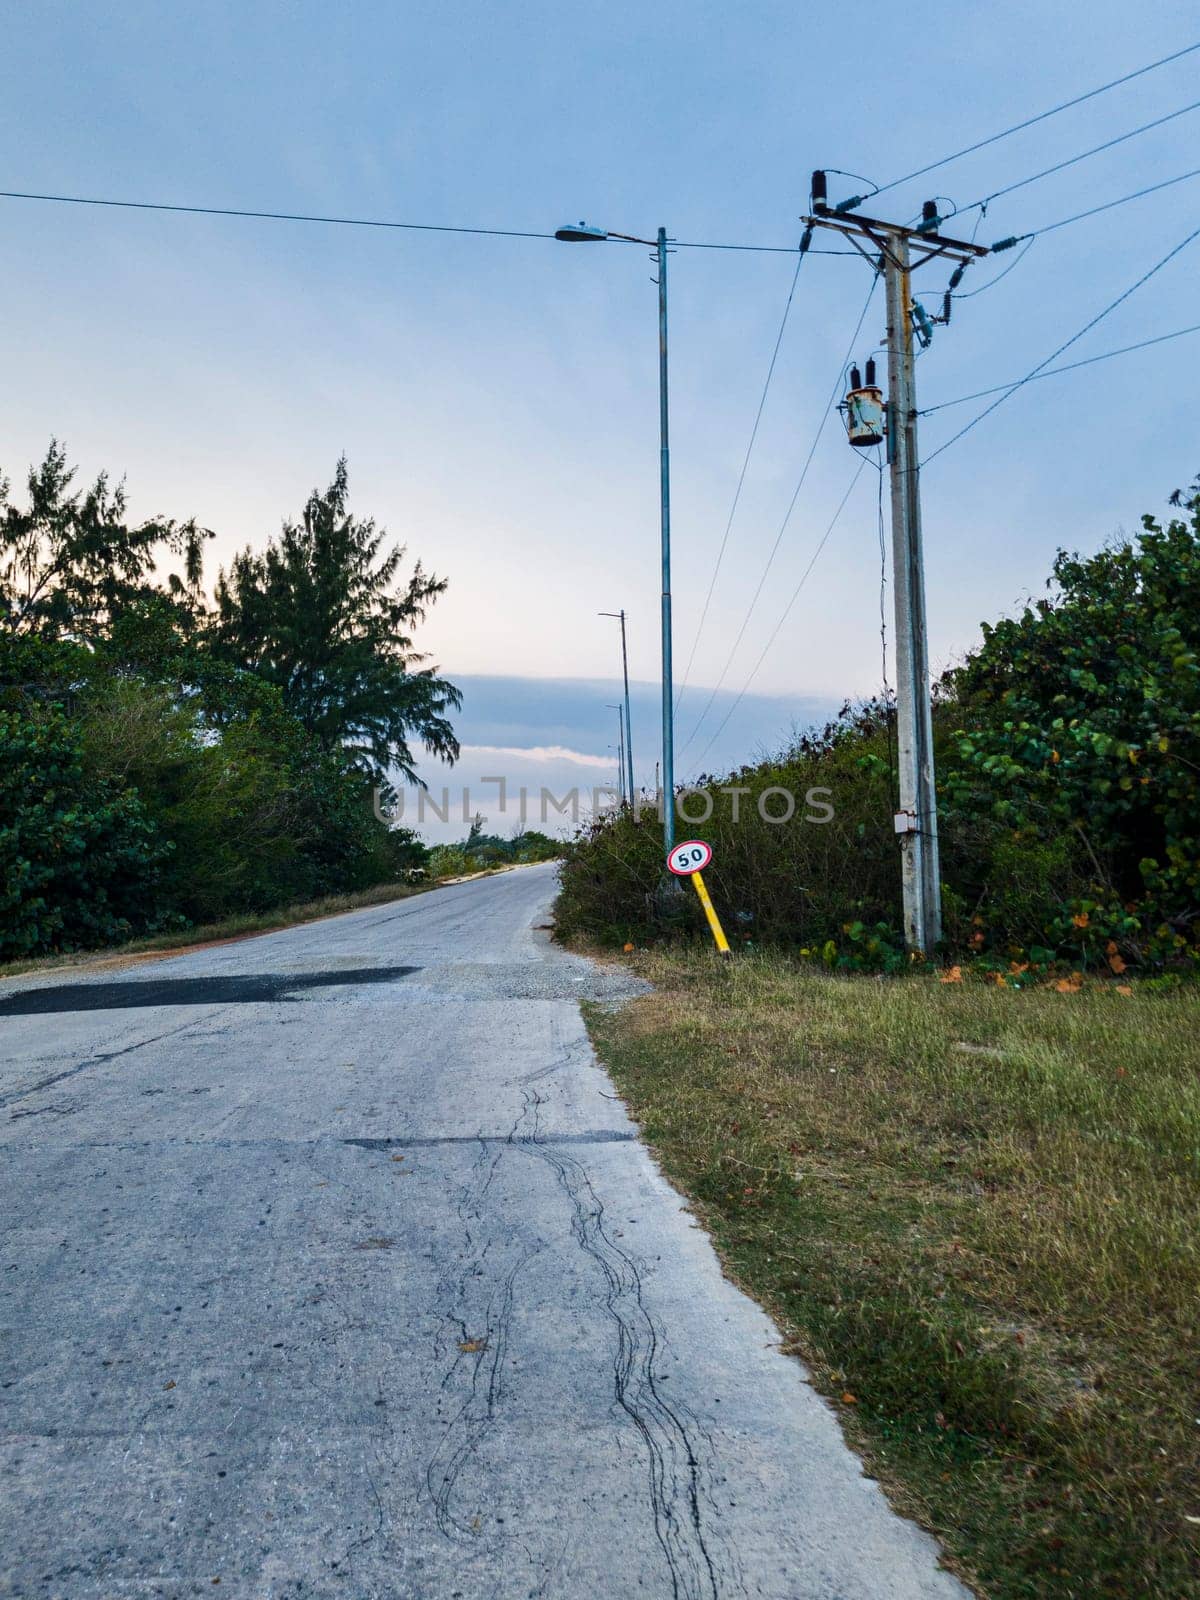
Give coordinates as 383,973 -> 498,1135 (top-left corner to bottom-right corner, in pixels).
0,863 -> 965,1599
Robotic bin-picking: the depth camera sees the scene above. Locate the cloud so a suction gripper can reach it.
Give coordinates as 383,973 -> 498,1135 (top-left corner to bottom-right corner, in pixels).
459,741 -> 613,769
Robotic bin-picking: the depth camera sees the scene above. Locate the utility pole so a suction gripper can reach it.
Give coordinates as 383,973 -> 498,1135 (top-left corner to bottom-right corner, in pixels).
600,608 -> 636,805
607,704 -> 627,805
806,175 -> 988,953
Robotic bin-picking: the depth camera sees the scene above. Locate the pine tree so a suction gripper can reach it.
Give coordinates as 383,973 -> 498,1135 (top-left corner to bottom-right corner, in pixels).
214,458 -> 460,784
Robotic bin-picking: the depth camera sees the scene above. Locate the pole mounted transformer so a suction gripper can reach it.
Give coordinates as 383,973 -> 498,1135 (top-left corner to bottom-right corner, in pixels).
808,172 -> 990,955
842,358 -> 885,447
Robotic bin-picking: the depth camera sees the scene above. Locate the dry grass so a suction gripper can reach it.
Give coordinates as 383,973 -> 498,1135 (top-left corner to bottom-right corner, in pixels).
584,951 -> 1200,1599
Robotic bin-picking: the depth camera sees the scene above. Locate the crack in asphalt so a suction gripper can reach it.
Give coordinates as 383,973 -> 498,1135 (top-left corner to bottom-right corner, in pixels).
511,1089 -> 731,1600
411,1086 -> 733,1600
0,1018 -> 204,1110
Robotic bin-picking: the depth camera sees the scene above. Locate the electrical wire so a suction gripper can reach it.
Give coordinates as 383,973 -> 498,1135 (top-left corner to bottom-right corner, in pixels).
922,220 -> 1200,465
675,249 -> 809,716
0,187 -> 855,255
688,463 -> 868,776
673,238 -> 856,255
958,98 -> 1200,217
953,237 -> 1035,297
867,40 -> 1200,200
921,321 -> 1200,413
677,275 -> 880,756
993,165 -> 1200,246
0,188 -> 559,240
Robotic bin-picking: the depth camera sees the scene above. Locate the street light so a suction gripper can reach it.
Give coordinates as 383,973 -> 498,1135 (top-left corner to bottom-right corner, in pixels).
556,220 -> 675,853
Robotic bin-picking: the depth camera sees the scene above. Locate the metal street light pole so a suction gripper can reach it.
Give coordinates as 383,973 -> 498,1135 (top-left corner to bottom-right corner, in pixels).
599,608 -> 635,807
558,220 -> 674,854
655,228 -> 674,853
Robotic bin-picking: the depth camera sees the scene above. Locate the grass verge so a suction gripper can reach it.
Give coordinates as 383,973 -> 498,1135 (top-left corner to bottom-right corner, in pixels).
582,949 -> 1200,1599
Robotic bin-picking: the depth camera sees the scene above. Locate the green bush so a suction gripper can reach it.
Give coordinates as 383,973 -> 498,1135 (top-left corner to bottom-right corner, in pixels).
558,479 -> 1200,975
556,700 -> 904,955
0,703 -> 166,958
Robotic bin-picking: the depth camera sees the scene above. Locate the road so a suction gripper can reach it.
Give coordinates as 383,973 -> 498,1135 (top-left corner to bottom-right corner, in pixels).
1,863 -> 967,1599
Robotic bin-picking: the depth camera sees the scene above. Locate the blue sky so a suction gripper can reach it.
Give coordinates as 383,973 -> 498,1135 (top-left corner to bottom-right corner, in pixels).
2,2 -> 1198,822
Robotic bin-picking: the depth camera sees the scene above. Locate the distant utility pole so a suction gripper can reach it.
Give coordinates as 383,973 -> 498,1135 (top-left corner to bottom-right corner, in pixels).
607,704 -> 627,805
807,174 -> 989,954
600,609 -> 636,805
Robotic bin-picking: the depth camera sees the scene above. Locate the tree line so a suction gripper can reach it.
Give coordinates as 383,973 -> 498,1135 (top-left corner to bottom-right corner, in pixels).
0,442 -> 460,959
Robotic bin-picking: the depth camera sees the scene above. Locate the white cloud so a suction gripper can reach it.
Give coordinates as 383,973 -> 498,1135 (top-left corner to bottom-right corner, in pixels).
458,742 -> 614,770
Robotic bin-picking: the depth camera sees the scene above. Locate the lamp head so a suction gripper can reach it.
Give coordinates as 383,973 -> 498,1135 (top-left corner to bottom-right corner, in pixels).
555,221 -> 609,242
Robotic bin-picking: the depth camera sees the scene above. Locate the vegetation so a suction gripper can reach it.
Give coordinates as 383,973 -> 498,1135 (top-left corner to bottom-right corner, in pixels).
585,950 -> 1200,1599
426,813 -> 561,877
213,456 -> 460,785
559,477 -> 1200,978
0,877 -> 436,982
0,442 -> 455,960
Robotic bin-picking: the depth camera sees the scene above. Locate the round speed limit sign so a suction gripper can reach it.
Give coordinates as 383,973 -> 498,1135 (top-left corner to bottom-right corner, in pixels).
667,839 -> 713,876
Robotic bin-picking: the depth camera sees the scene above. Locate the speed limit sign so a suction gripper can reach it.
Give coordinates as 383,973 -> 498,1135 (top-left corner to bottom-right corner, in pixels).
667,839 -> 713,876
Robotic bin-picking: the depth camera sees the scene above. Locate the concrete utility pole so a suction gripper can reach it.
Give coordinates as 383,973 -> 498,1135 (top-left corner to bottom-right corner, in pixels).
806,177 -> 988,953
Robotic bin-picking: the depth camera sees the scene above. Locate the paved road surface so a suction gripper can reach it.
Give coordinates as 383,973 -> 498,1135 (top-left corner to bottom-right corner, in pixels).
1,864 -> 967,1599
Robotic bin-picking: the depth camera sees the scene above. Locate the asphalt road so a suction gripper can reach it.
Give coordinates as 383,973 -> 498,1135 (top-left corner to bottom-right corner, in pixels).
1,863 -> 967,1600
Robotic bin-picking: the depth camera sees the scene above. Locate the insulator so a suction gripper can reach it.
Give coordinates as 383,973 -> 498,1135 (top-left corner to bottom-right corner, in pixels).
947,264 -> 965,290
811,170 -> 828,212
864,357 -> 877,386
799,225 -> 813,254
942,292 -> 952,324
850,365 -> 862,390
922,200 -> 939,227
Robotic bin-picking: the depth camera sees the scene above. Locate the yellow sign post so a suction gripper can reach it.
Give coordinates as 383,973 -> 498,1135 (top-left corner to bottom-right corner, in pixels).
666,840 -> 731,958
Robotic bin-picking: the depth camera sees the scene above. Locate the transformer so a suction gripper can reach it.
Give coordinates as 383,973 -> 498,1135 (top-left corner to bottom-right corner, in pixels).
843,358 -> 885,448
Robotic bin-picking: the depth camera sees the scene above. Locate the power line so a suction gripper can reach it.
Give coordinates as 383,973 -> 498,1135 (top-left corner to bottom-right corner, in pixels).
990,165 -> 1200,247
866,40 -> 1200,201
921,322 -> 1200,412
959,98 -> 1200,217
923,220 -> 1200,465
0,186 -> 852,255
676,248 -> 809,715
953,237 -> 1035,298
0,188 -> 559,240
672,238 -> 855,255
678,275 -> 880,757
688,463 -> 868,776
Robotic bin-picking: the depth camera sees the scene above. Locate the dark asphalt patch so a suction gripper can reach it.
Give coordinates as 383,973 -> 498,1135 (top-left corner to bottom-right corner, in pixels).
0,967 -> 420,1016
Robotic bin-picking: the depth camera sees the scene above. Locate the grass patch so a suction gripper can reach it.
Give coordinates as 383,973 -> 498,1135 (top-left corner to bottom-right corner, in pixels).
582,950 -> 1200,1598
